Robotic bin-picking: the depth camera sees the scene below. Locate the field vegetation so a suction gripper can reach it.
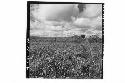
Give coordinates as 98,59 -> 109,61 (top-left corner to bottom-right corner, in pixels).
28,35 -> 103,79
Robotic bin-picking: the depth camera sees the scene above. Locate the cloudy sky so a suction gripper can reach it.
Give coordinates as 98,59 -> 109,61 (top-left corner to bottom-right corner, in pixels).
30,4 -> 102,37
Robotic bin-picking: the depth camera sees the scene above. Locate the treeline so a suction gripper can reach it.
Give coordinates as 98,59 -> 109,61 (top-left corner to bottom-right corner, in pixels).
30,35 -> 102,44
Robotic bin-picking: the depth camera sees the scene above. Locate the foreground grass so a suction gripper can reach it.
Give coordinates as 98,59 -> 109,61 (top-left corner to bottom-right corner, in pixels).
28,35 -> 103,79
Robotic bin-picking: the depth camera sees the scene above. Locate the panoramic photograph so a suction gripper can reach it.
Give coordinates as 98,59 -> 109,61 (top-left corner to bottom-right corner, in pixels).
26,1 -> 104,79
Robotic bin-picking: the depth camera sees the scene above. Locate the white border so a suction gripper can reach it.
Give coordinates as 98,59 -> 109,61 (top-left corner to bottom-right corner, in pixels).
0,0 -> 125,83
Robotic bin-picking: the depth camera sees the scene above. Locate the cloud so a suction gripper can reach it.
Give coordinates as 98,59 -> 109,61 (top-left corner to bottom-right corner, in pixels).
78,4 -> 102,18
73,18 -> 91,27
32,4 -> 79,22
73,15 -> 102,28
30,4 -> 102,37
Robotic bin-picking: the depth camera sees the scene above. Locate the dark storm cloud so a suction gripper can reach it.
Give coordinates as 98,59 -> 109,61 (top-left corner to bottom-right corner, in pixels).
77,4 -> 86,13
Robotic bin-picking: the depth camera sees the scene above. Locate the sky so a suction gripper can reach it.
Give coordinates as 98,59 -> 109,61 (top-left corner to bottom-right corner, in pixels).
30,4 -> 102,37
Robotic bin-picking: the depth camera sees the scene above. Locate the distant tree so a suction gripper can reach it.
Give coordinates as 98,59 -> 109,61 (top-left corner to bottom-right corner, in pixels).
81,35 -> 85,39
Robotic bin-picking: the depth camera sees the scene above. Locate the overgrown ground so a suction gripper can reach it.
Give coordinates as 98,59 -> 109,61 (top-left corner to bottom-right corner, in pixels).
28,35 -> 103,79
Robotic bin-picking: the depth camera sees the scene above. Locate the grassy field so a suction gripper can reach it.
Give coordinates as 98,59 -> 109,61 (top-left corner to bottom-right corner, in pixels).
28,35 -> 103,79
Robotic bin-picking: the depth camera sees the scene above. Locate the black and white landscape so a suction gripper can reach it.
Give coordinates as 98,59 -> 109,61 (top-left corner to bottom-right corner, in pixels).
26,1 -> 104,79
